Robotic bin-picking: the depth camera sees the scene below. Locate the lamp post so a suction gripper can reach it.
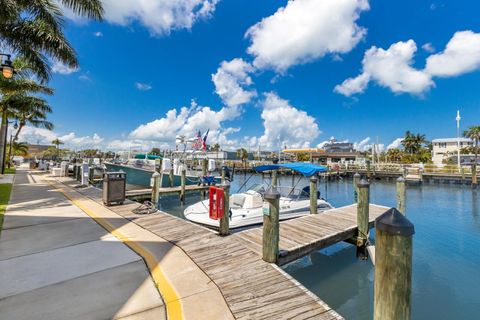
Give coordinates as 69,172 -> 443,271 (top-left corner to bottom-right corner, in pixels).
456,110 -> 461,172
7,121 -> 19,168
0,53 -> 15,79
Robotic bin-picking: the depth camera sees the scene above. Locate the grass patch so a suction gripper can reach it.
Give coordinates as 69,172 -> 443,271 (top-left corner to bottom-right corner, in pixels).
0,183 -> 13,234
4,168 -> 16,174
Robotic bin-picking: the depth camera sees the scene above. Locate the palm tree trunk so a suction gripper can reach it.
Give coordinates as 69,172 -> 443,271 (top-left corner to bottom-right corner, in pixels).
13,123 -> 24,142
0,111 -> 8,174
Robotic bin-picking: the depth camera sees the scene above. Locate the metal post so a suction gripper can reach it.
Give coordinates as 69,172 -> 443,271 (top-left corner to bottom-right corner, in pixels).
219,182 -> 230,236
262,187 -> 280,263
151,172 -> 161,207
374,208 -> 415,320
221,166 -> 226,183
396,177 -> 406,215
310,175 -> 318,214
180,169 -> 186,204
353,172 -> 360,203
356,179 -> 370,259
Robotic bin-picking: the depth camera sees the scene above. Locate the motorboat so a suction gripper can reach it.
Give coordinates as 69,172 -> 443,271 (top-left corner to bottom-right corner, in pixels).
184,183 -> 333,229
184,162 -> 333,229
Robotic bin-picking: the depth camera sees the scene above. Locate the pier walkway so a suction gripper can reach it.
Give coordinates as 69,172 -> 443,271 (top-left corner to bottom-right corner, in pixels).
0,168 -> 232,320
235,204 -> 388,266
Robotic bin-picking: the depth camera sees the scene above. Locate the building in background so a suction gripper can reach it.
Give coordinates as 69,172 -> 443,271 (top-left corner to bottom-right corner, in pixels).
432,138 -> 473,165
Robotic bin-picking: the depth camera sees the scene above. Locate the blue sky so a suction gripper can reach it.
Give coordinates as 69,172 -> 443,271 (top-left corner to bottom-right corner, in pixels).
18,0 -> 480,151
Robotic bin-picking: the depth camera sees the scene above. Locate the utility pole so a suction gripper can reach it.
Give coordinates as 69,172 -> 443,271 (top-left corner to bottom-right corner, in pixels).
456,110 -> 461,172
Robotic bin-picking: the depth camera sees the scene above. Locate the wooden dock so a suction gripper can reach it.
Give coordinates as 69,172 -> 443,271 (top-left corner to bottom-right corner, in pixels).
56,176 -> 397,319
66,181 -> 344,319
235,204 -> 388,266
125,184 -> 209,200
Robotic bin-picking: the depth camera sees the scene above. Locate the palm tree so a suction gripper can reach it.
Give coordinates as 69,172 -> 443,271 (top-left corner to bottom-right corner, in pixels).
236,148 -> 248,168
12,96 -> 54,141
52,138 -> 63,149
0,0 -> 104,81
464,126 -> 480,187
0,78 -> 53,173
401,131 -> 428,154
8,141 -> 28,156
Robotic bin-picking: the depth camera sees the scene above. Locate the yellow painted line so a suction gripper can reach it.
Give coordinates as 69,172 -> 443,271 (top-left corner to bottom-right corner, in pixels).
49,180 -> 183,320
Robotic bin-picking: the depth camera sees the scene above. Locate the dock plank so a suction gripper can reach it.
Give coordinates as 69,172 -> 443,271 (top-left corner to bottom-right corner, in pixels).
235,204 -> 388,265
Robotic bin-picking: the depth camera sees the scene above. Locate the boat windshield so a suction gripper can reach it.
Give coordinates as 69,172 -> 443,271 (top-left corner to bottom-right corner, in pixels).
276,186 -> 312,200
246,183 -> 266,194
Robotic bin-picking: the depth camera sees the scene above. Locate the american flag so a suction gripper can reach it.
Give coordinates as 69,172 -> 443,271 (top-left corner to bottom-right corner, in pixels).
192,130 -> 203,150
202,129 -> 209,151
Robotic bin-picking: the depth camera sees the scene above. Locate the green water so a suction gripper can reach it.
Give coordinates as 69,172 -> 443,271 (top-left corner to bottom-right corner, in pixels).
159,174 -> 480,319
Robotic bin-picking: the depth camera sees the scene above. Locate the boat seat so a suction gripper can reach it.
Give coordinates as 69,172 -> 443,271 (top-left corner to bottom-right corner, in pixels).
231,194 -> 246,208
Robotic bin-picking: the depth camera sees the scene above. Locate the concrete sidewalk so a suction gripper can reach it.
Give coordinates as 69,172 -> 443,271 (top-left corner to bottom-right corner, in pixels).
0,168 -> 166,320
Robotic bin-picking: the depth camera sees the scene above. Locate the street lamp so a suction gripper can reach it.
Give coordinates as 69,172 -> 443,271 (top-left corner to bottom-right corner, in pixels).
0,53 -> 15,79
7,121 -> 19,169
456,110 -> 461,171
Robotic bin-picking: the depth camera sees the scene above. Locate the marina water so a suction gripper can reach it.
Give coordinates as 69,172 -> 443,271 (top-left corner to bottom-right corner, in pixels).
159,174 -> 480,319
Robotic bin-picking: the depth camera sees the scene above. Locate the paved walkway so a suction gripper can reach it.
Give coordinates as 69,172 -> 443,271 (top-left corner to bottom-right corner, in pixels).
0,168 -> 233,319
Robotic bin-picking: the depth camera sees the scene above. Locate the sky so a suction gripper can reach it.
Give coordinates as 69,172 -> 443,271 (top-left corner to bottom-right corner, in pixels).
16,0 -> 480,152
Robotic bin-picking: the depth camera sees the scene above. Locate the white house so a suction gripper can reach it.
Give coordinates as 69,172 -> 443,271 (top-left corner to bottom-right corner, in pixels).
431,138 -> 473,165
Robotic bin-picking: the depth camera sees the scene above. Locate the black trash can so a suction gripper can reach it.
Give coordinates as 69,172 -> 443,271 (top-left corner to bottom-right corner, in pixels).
103,171 -> 126,206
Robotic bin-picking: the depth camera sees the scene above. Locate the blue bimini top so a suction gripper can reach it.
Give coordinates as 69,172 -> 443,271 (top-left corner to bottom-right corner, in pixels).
253,162 -> 328,177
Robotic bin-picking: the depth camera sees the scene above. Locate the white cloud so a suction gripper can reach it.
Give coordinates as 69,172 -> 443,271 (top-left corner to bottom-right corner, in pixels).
52,61 -> 78,75
129,100 -> 242,149
16,127 -> 57,145
354,137 -> 370,151
16,126 -> 104,149
211,58 -> 256,107
334,72 -> 370,96
78,74 -> 90,81
100,0 -> 219,36
422,42 -> 435,53
335,40 -> 434,96
387,138 -> 403,149
135,82 -> 152,91
245,0 -> 369,72
256,92 -> 320,149
93,31 -> 103,37
425,30 -> 480,77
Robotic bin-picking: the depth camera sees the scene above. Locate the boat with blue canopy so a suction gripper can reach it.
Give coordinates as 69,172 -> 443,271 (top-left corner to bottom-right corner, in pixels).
184,162 -> 333,229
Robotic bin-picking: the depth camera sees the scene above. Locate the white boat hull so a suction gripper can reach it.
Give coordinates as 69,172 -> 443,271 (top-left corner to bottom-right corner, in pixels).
184,197 -> 333,229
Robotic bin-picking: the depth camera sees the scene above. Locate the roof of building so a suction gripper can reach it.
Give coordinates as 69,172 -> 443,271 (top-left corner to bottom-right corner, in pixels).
432,138 -> 472,143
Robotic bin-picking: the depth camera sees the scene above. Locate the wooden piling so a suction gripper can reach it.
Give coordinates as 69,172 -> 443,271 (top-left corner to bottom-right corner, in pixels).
221,166 -> 226,183
366,161 -> 371,180
88,167 -> 95,184
168,169 -> 174,188
180,169 -> 186,204
374,208 -> 414,320
472,163 -> 477,188
356,179 -> 370,259
263,187 -> 280,263
461,167 -> 465,182
310,175 -> 318,215
353,172 -> 360,203
271,170 -> 278,188
151,172 -> 161,206
201,159 -> 208,198
396,177 -> 406,215
219,182 -> 230,236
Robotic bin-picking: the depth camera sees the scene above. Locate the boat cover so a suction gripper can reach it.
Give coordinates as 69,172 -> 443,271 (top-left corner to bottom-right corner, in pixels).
254,163 -> 328,176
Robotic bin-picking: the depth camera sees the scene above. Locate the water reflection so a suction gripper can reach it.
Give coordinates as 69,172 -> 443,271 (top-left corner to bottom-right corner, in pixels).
159,174 -> 480,319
